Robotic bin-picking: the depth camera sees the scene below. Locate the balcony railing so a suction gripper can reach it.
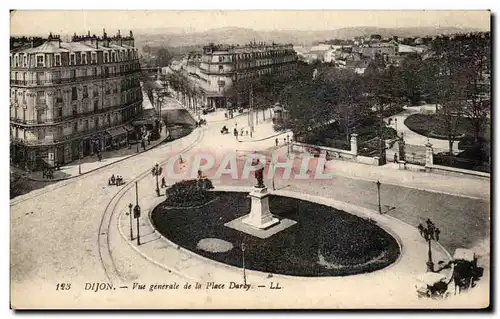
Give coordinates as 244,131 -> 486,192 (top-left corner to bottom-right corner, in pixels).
10,99 -> 142,127
10,70 -> 142,86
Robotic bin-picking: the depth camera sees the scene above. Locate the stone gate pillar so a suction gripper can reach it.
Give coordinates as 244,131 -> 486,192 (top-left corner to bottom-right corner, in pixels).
425,142 -> 433,168
350,133 -> 358,156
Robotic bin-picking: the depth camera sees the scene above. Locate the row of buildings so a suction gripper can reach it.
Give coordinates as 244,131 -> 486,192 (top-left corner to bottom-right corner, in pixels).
165,42 -> 298,109
10,30 -> 144,171
295,36 -> 430,74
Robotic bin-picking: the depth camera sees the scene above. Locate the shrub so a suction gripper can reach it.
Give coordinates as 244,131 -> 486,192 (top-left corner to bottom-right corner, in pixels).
164,178 -> 215,207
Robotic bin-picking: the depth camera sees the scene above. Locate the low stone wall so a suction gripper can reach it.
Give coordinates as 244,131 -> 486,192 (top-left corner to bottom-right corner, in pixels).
357,156 -> 381,166
291,142 -> 383,166
292,142 -> 353,158
426,164 -> 490,180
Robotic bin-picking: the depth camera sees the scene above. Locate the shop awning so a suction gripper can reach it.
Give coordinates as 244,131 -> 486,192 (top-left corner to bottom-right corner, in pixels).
132,120 -> 148,126
123,124 -> 135,132
106,127 -> 128,138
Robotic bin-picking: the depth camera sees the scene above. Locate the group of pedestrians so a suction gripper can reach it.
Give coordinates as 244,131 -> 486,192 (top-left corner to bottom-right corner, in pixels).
109,174 -> 124,186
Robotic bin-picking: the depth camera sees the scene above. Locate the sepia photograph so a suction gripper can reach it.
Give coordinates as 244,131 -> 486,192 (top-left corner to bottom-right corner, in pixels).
8,9 -> 491,310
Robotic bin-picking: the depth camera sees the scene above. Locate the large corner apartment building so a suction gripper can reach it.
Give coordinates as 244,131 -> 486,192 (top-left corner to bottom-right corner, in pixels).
10,30 -> 143,171
185,42 -> 298,109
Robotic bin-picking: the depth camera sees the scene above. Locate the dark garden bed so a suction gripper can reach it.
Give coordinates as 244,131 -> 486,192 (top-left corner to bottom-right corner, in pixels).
403,114 -> 480,141
151,191 -> 400,277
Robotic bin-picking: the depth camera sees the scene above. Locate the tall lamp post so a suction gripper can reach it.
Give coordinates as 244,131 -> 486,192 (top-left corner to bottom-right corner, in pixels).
127,203 -> 133,240
241,243 -> 247,286
286,134 -> 291,157
134,181 -> 141,246
151,163 -> 163,196
376,180 -> 382,214
418,218 -> 441,272
78,140 -> 83,175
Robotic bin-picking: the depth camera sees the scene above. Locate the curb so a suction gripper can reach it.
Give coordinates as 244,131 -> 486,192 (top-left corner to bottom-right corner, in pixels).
23,129 -> 171,183
118,185 -> 447,283
237,130 -> 292,143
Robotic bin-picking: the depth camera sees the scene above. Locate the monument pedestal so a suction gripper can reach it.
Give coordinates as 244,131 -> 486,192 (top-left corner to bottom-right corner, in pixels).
242,187 -> 280,229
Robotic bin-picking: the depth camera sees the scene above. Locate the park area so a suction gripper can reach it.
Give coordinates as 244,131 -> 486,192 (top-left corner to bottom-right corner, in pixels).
151,191 -> 401,277
404,113 -> 490,172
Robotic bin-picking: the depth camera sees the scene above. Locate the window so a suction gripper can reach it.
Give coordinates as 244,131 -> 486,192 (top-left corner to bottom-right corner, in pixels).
23,55 -> 27,67
37,91 -> 45,105
55,54 -> 61,66
106,114 -> 111,124
94,117 -> 98,127
219,65 -> 223,72
10,55 -> 13,67
81,52 -> 87,65
70,53 -> 76,65
57,108 -> 62,118
73,122 -> 78,133
71,87 -> 77,101
93,87 -> 98,98
83,86 -> 88,99
36,54 -> 45,67
94,100 -> 98,112
111,51 -> 116,62
56,90 -> 63,103
14,55 -> 19,67
91,52 -> 97,64
104,52 -> 109,63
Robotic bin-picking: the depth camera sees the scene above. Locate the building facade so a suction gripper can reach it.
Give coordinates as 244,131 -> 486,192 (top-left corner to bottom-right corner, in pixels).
10,30 -> 143,171
189,42 -> 298,108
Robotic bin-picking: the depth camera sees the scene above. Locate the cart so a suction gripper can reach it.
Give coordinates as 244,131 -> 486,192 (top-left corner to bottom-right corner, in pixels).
415,272 -> 450,299
452,248 -> 482,294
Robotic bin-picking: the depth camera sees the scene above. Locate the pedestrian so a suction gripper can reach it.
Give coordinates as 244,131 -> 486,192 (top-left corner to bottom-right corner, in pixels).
283,138 -> 286,145
275,138 -> 279,146
161,176 -> 167,188
110,174 -> 116,185
394,152 -> 398,163
246,130 -> 249,136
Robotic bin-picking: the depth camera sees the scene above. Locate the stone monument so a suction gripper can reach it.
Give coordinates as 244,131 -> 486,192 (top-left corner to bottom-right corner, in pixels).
242,158 -> 280,229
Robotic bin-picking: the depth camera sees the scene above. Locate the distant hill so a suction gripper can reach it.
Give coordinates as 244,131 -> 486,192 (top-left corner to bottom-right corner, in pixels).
135,26 -> 486,48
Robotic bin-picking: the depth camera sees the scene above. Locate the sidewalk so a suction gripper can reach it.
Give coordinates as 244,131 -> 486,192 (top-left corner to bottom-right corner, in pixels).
113,180 -> 455,308
21,127 -> 170,182
384,104 -> 460,153
280,146 -> 490,200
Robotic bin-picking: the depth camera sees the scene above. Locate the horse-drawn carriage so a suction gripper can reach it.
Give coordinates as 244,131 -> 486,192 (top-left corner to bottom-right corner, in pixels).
415,272 -> 450,299
451,248 -> 483,294
220,125 -> 229,135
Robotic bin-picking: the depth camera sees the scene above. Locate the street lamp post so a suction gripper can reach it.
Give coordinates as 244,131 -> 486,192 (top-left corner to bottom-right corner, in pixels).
128,203 -> 133,240
376,180 -> 382,214
241,243 -> 247,286
286,134 -> 290,157
419,218 -> 441,272
78,150 -> 82,175
151,163 -> 162,196
134,181 -> 141,246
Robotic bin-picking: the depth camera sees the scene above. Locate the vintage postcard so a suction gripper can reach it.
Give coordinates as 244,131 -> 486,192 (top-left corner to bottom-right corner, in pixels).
9,10 -> 491,309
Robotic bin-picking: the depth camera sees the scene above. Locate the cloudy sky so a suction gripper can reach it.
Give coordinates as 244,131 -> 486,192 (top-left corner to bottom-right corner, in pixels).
10,10 -> 490,36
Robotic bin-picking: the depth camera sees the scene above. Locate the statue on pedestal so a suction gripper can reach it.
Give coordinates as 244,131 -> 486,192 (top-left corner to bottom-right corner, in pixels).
252,157 -> 265,188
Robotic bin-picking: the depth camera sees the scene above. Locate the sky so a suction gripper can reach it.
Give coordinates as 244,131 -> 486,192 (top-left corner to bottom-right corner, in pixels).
10,10 -> 490,36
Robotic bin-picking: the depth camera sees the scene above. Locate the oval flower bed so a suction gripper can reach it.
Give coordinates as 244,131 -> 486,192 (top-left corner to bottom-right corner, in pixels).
151,191 -> 400,277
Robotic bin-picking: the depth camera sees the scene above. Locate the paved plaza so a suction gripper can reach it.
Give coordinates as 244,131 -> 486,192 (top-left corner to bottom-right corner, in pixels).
10,101 -> 490,309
